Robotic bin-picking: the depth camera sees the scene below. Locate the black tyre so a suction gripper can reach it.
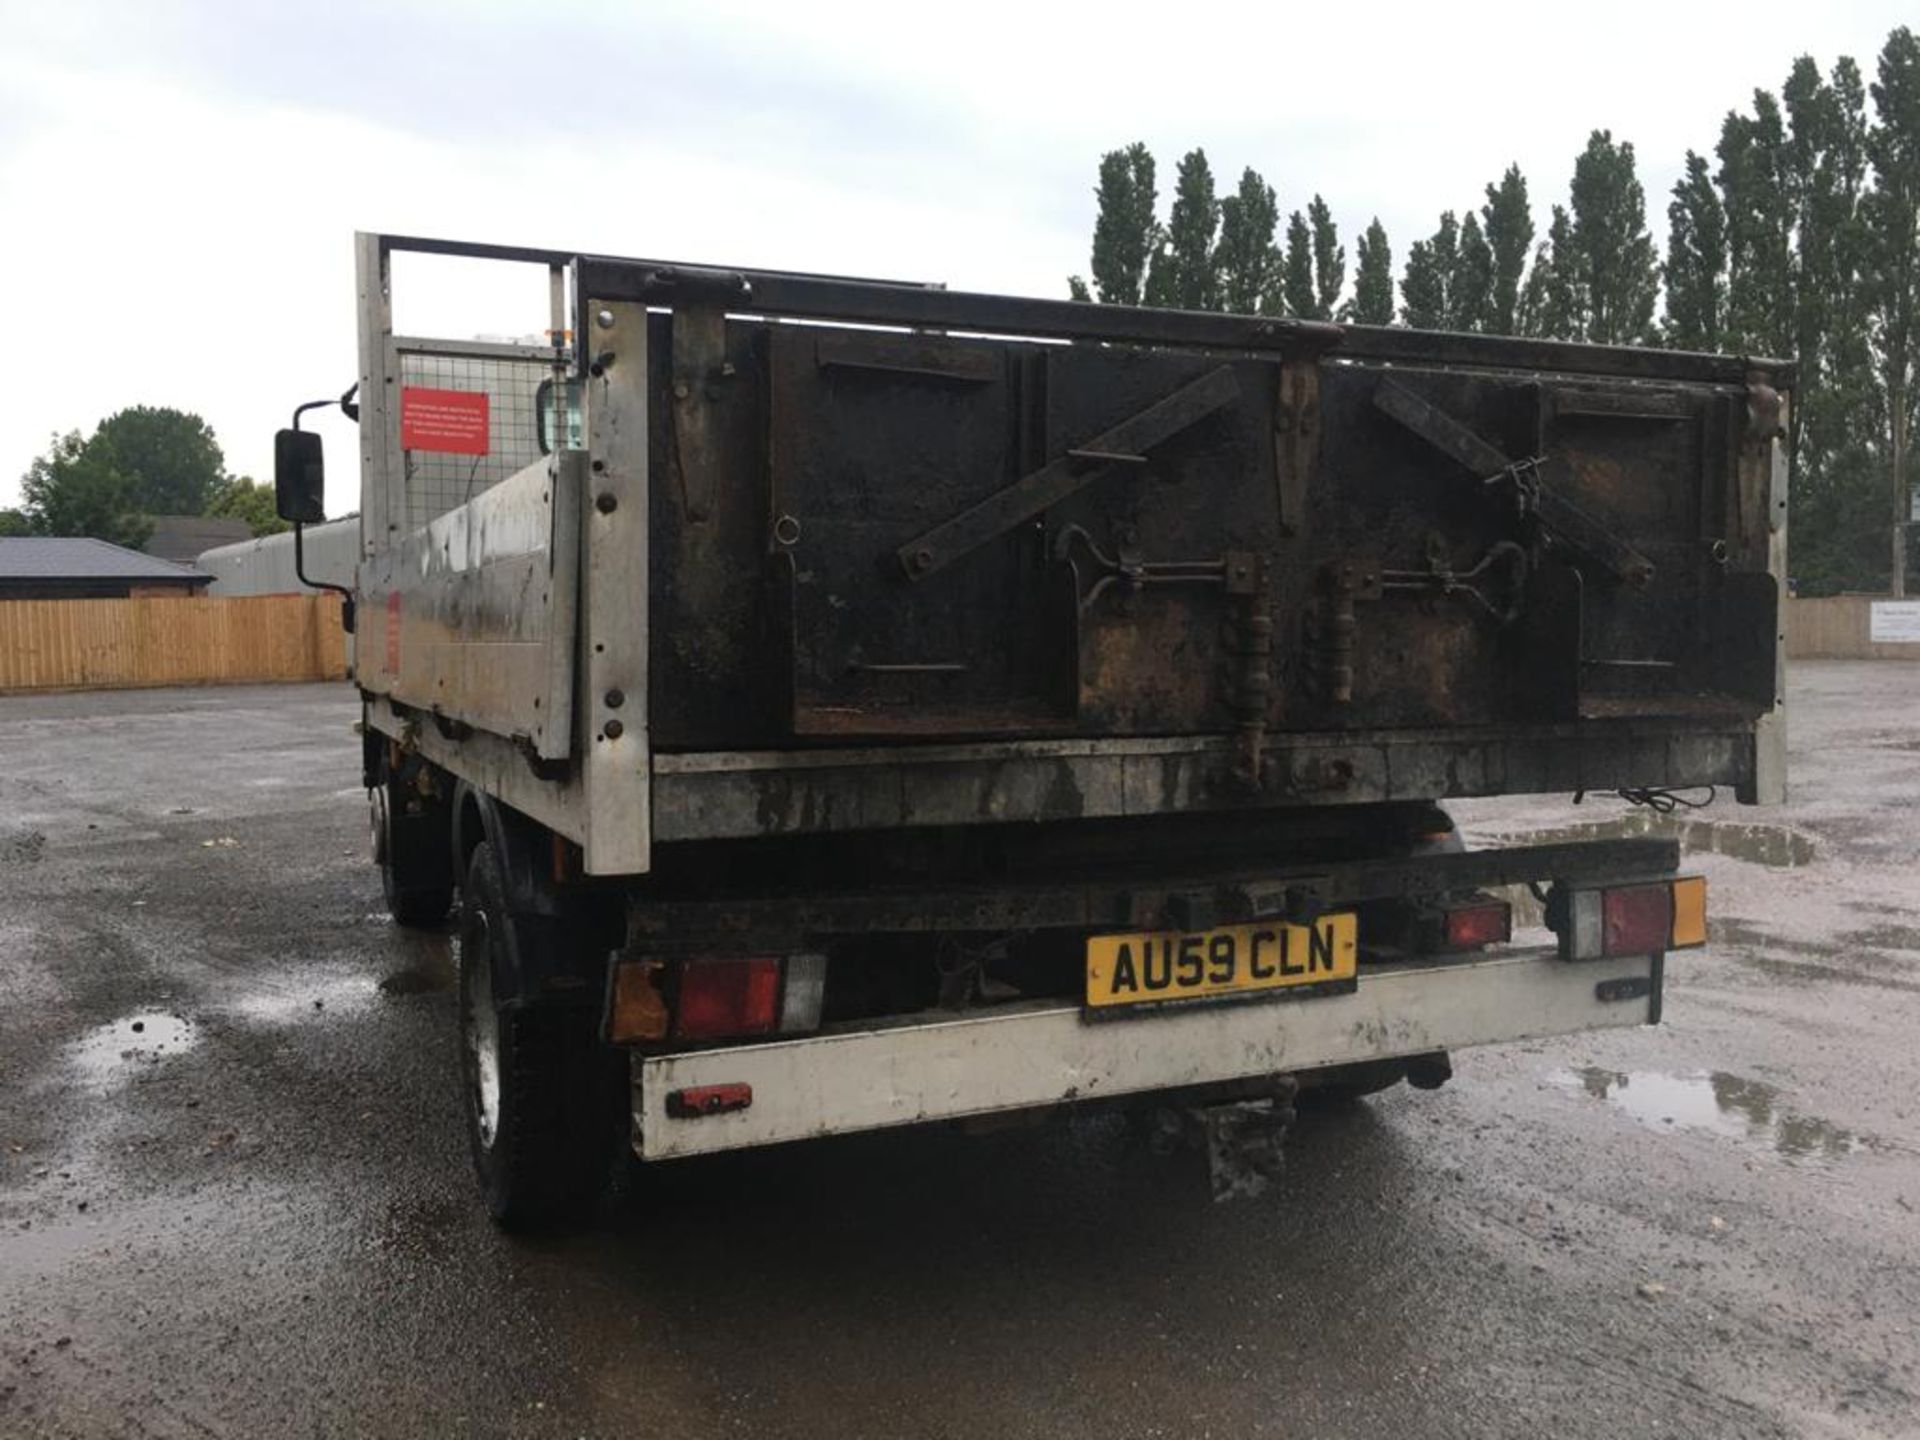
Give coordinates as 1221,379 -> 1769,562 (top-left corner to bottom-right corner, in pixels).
372,780 -> 453,928
458,841 -> 616,1229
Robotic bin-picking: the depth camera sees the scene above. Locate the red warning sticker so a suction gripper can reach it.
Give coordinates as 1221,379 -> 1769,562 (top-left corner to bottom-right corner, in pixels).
400,386 -> 490,455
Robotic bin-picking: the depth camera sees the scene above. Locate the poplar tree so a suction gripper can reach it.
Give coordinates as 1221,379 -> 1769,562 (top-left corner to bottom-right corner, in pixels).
1146,149 -> 1221,310
1215,167 -> 1280,315
1308,196 -> 1346,320
1400,212 -> 1459,329
1524,207 -> 1583,339
1663,152 -> 1728,349
1454,213 -> 1495,332
1344,218 -> 1395,324
1568,130 -> 1660,344
1866,27 -> 1920,594
1087,143 -> 1159,305
1280,210 -> 1318,318
1482,165 -> 1535,334
1719,95 -> 1795,357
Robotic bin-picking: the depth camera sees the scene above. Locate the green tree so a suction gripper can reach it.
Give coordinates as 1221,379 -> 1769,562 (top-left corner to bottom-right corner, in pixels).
1482,165 -> 1535,334
1145,148 -> 1220,310
1087,143 -> 1160,305
1718,94 -> 1795,357
1280,209 -> 1318,318
1716,54 -> 1880,593
1524,206 -> 1584,339
1866,26 -> 1920,595
1215,167 -> 1280,315
1066,275 -> 1092,301
1567,130 -> 1660,343
18,431 -> 153,549
1343,218 -> 1395,324
90,405 -> 225,516
1308,196 -> 1345,320
1453,213 -> 1495,331
207,476 -> 291,537
0,509 -> 29,537
1400,212 -> 1458,329
1663,151 -> 1728,349
1791,56 -> 1880,593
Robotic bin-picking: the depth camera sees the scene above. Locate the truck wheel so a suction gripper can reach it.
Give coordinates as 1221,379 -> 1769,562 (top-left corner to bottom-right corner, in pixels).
372,781 -> 453,928
458,841 -> 613,1229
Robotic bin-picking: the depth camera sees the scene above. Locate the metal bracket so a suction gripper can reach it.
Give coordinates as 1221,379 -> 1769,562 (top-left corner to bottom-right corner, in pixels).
1055,526 -> 1270,786
896,365 -> 1242,581
670,306 -> 730,525
1377,536 -> 1532,625
1053,525 -> 1255,613
1372,379 -> 1655,587
1274,360 -> 1318,536
1142,1083 -> 1299,1202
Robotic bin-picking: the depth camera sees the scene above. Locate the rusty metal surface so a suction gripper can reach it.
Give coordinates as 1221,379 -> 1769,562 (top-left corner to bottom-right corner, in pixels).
353,236 -> 1790,855
641,320 -> 1782,756
647,722 -> 1753,844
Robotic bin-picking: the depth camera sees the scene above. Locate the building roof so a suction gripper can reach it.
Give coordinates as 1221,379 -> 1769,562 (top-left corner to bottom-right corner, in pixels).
0,537 -> 210,583
143,515 -> 253,564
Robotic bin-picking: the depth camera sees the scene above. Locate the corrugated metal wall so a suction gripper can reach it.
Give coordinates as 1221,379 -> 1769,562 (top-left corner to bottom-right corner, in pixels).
0,594 -> 348,692
196,517 -> 359,596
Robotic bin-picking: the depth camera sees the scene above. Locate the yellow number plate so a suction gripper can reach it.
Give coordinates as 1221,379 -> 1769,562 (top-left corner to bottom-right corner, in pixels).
1085,914 -> 1358,1009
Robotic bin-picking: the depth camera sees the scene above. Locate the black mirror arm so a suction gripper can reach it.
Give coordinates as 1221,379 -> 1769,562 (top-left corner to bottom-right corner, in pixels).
291,520 -> 354,633
286,395 -> 358,633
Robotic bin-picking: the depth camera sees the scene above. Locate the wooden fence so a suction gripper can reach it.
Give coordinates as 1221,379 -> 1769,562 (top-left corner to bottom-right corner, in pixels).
1785,595 -> 1920,661
0,593 -> 348,692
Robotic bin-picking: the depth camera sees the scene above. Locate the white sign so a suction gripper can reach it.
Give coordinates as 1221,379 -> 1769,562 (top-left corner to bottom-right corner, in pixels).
1870,600 -> 1920,643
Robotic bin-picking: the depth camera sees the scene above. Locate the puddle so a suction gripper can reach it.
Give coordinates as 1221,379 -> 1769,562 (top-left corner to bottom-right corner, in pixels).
69,1012 -> 196,1084
229,944 -> 455,1020
227,973 -> 381,1024
1552,1066 -> 1881,1161
1487,811 -> 1815,867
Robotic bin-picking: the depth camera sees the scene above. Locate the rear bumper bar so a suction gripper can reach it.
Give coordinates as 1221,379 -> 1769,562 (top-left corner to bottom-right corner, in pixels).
634,946 -> 1659,1159
623,835 -> 1681,944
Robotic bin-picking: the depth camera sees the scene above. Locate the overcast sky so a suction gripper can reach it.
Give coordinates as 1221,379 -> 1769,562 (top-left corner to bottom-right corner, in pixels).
2,0 -> 1912,519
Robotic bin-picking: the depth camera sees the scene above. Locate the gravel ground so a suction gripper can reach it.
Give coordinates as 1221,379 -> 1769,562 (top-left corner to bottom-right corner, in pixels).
1,667 -> 1916,1439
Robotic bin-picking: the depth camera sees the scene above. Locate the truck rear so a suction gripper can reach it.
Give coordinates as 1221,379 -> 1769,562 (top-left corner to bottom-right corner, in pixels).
277,232 -> 1788,1222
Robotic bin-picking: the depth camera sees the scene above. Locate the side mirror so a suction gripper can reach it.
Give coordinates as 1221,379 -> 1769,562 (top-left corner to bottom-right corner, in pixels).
274,429 -> 326,523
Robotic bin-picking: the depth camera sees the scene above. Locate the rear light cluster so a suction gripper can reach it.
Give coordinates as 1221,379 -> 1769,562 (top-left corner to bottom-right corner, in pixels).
1554,877 -> 1707,961
607,953 -> 828,1044
1442,900 -> 1512,951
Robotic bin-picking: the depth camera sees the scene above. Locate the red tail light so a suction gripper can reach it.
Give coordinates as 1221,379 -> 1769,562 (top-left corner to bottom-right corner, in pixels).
1443,900 -> 1512,950
1602,884 -> 1674,958
674,958 -> 781,1040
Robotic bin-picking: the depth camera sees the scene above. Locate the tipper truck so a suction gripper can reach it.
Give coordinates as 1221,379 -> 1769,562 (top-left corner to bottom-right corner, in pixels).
275,232 -> 1789,1223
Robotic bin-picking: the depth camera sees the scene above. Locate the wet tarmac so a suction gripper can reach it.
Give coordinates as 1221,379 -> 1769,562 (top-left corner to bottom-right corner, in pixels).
2,669 -> 1918,1437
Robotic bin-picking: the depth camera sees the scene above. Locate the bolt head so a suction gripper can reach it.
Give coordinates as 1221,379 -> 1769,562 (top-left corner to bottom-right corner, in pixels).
603,719 -> 625,740
595,492 -> 617,515
596,308 -> 615,329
